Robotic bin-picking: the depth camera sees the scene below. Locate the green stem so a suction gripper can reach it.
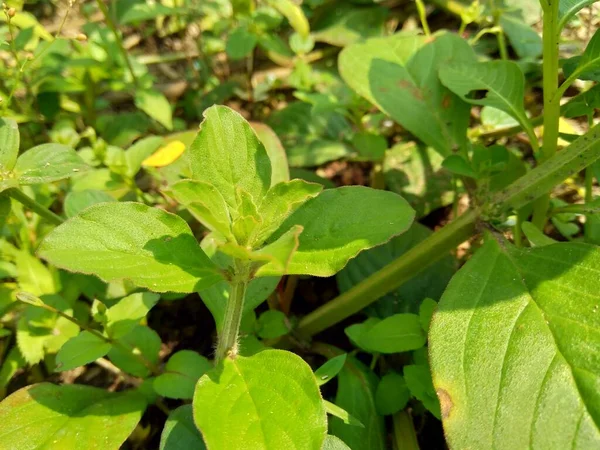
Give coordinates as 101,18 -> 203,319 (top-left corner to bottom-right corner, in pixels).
215,262 -> 250,363
296,209 -> 478,338
415,0 -> 431,37
393,410 -> 420,450
496,28 -> 508,60
532,0 -> 560,228
6,188 -> 63,225
95,0 -> 138,87
551,203 -> 600,216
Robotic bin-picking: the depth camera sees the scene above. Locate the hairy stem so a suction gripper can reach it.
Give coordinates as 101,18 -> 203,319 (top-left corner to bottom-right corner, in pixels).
215,262 -> 250,363
6,188 -> 63,225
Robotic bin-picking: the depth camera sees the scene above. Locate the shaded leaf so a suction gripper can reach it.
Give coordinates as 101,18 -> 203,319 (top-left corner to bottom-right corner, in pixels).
160,405 -> 206,450
55,331 -> 111,372
135,89 -> 173,130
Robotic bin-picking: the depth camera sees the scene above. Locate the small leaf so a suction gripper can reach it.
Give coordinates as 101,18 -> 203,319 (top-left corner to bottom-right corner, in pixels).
154,350 -> 212,399
351,131 -> 387,161
108,325 -> 160,377
256,310 -> 289,339
439,60 -> 532,135
375,371 -> 410,415
404,364 -> 441,418
55,331 -> 111,372
63,189 -> 116,218
125,135 -> 163,175
14,144 -> 88,184
315,354 -> 347,386
324,400 -> 364,428
442,154 -> 477,178
419,298 -> 437,332
38,202 -> 222,293
135,89 -> 173,130
265,0 -> 309,38
160,405 -> 206,450
193,349 -> 327,449
142,140 -> 186,168
268,187 -> 415,276
521,221 -> 557,247
0,383 -> 145,448
187,106 -> 272,213
347,314 -> 426,354
226,27 -> 258,60
0,117 -> 19,171
106,292 -> 160,339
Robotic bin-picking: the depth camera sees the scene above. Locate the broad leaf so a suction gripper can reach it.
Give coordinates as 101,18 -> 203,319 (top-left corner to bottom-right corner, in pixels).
0,117 -> 19,171
135,89 -> 173,130
125,135 -> 163,177
267,187 -> 415,276
375,371 -> 410,415
323,435 -> 352,450
330,355 -> 385,450
345,314 -> 426,354
108,325 -> 160,377
0,383 -> 145,448
64,189 -> 116,218
226,27 -> 257,60
564,28 -> 600,82
558,0 -> 597,31
404,364 -> 441,418
160,405 -> 206,450
154,350 -> 211,399
430,239 -> 600,448
251,122 -> 290,185
55,331 -> 111,372
340,32 -> 475,156
193,349 -> 327,449
105,292 -> 160,339
14,144 -> 88,185
312,3 -> 388,46
499,14 -> 542,59
439,61 -> 531,135
38,202 -> 222,293
187,105 -> 272,211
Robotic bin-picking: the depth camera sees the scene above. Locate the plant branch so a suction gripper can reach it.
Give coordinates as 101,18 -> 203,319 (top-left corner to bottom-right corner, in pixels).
6,188 -> 63,225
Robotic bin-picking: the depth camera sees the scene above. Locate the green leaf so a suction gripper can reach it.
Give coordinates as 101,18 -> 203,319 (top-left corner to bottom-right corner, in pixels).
439,60 -> 532,137
135,89 -> 173,130
64,189 -> 116,218
267,186 -> 415,276
154,350 -> 212,399
442,154 -> 477,178
351,131 -> 387,161
346,314 -> 426,354
330,355 -> 385,450
324,400 -> 364,427
315,354 -> 347,386
226,27 -> 258,60
0,117 -> 19,171
265,0 -> 309,38
165,180 -> 232,239
340,32 -> 475,156
404,364 -> 441,418
125,135 -> 163,177
558,0 -> 597,31
256,179 -> 322,243
38,202 -> 222,293
419,298 -> 437,332
160,405 -> 206,450
251,122 -> 290,185
430,239 -> 600,448
187,105 -> 272,213
106,292 -> 160,339
108,325 -> 161,377
14,144 -> 88,185
375,371 -> 410,415
521,221 -> 557,247
0,383 -> 145,448
193,349 -> 327,449
55,331 -> 111,372
16,250 -> 56,296
323,435 -> 352,450
499,14 -> 542,59
0,347 -> 25,395
256,310 -> 289,339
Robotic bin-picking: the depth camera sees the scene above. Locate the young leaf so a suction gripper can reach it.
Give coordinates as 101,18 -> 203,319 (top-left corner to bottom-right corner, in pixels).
38,202 -> 222,293
187,105 -> 272,212
14,144 -> 88,185
255,310 -> 289,339
135,89 -> 173,130
160,405 -> 206,450
105,292 -> 160,339
266,186 -> 415,276
439,61 -> 532,137
404,364 -> 441,418
330,355 -> 386,450
375,371 -> 410,415
108,325 -> 161,377
250,122 -> 290,185
324,400 -> 364,428
348,314 -> 426,354
64,189 -> 116,218
340,32 -> 475,156
154,350 -> 212,399
0,117 -> 19,171
193,349 -> 327,449
226,27 -> 258,60
0,383 -> 145,448
55,331 -> 111,372
315,354 -> 347,386
430,239 -> 600,448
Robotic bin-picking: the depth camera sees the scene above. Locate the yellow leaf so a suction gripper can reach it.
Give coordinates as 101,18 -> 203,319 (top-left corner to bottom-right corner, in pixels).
142,141 -> 186,167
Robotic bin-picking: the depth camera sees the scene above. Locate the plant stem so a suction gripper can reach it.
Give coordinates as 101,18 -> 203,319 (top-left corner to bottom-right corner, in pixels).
95,0 -> 138,87
215,262 -> 250,363
6,188 -> 63,225
393,410 -> 420,450
296,209 -> 478,338
532,0 -> 560,228
415,0 -> 431,37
